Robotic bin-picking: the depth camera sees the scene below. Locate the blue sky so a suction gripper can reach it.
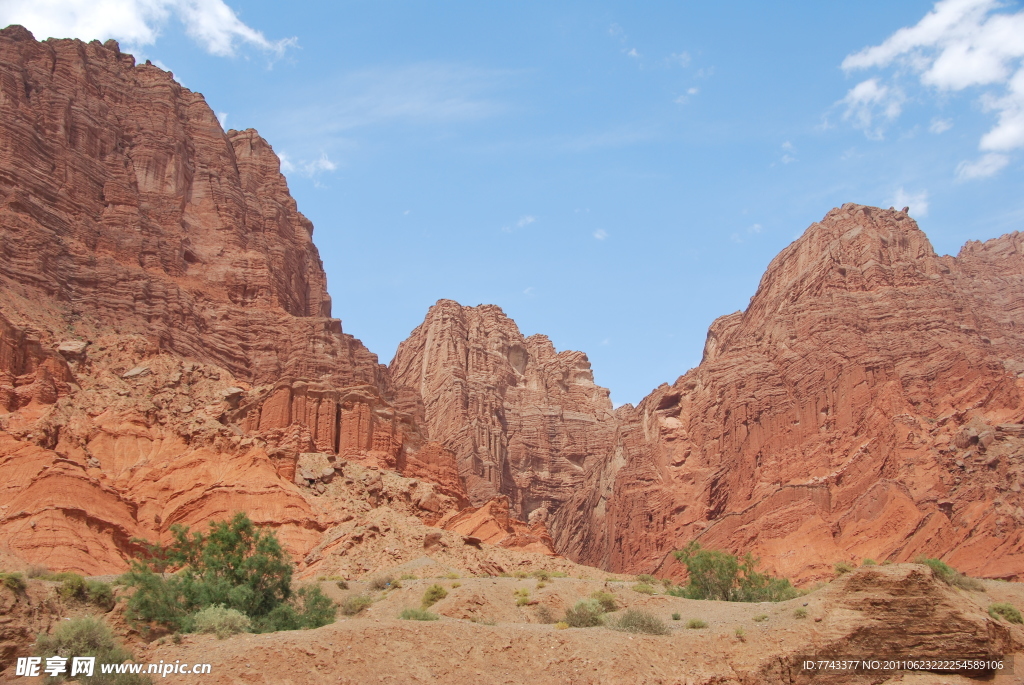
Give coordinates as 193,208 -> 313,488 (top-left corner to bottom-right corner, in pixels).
4,0 -> 1024,405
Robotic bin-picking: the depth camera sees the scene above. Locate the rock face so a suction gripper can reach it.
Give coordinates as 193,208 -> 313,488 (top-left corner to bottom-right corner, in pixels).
0,26 -> 466,573
569,205 -> 1024,582
390,300 -> 618,553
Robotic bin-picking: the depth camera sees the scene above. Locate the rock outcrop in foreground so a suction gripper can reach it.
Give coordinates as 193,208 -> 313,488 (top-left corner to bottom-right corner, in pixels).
2,25 -> 1024,587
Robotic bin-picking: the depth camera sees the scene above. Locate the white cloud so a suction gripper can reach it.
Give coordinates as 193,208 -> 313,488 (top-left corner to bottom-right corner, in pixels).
887,187 -> 930,215
957,152 -> 1010,179
216,111 -> 228,130
837,78 -> 904,140
842,0 -> 1024,173
277,151 -> 337,178
0,0 -> 295,57
929,117 -> 953,133
750,223 -> 763,233
687,87 -> 699,95
669,52 -> 691,67
626,48 -> 639,58
593,229 -> 608,240
517,215 -> 536,228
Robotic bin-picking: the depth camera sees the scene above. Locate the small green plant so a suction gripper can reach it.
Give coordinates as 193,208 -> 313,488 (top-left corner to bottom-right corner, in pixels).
753,613 -> 768,622
56,572 -> 88,601
35,615 -> 148,685
422,584 -> 448,608
834,561 -> 855,575
550,571 -> 569,578
632,583 -> 655,595
536,605 -> 556,624
636,574 -> 656,583
735,626 -> 746,641
686,618 -> 707,629
192,605 -> 251,638
451,582 -> 461,589
563,599 -> 604,627
444,572 -> 460,580
988,602 -> 1023,624
590,591 -> 618,613
336,580 -> 349,590
514,588 -> 531,606
536,581 -> 547,589
86,580 -> 115,610
671,613 -> 681,621
340,594 -> 374,616
611,609 -> 671,635
400,574 -> 417,581
513,570 -> 529,579
0,572 -> 27,593
532,570 -> 551,582
171,633 -> 182,644
794,608 -> 808,619
861,558 -> 877,567
399,607 -> 439,621
554,621 -> 569,629
914,557 -> 985,591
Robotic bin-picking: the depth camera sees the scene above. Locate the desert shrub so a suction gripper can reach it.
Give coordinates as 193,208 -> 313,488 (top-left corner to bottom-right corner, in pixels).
336,580 -> 349,590
988,602 -> 1023,624
400,574 -> 417,581
536,581 -> 547,589
123,512 -> 333,634
610,609 -> 670,635
514,588 -> 530,606
444,572 -> 460,580
563,599 -> 604,627
735,627 -> 746,641
26,565 -> 49,578
451,582 -> 461,589
685,618 -> 707,629
550,571 -> 569,578
532,570 -> 551,582
554,621 -> 569,629
636,574 -> 656,584
793,608 -> 807,619
673,542 -> 799,602
56,573 -> 88,601
192,605 -> 251,638
399,608 -> 439,621
915,557 -> 985,591
861,558 -> 877,566
632,583 -> 655,595
590,591 -> 618,613
340,594 -> 374,616
35,615 -> 148,685
368,575 -> 396,591
0,572 -> 27,593
536,605 -> 556,624
753,613 -> 768,622
422,584 -> 448,608
86,581 -> 115,610
834,561 -> 855,575
671,613 -> 681,621
513,570 -> 529,579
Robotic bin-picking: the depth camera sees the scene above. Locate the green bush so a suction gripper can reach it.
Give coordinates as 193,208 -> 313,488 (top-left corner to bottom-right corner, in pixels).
590,591 -> 617,613
86,581 -> 115,610
563,599 -> 604,628
914,557 -> 985,591
532,570 -> 551,582
57,573 -> 88,601
794,608 -> 807,619
336,580 -> 349,590
672,542 -> 799,602
610,609 -> 670,635
35,616 -> 148,685
422,584 -> 448,608
632,583 -> 655,595
988,602 -> 1023,624
753,613 -> 768,622
399,608 -> 439,621
192,605 -> 251,638
834,561 -> 855,575
514,588 -> 530,606
123,512 -> 334,634
549,571 -> 569,578
0,572 -> 27,593
340,594 -> 374,616
861,558 -> 877,567
685,618 -> 707,629
636,574 -> 656,584
671,613 -> 681,621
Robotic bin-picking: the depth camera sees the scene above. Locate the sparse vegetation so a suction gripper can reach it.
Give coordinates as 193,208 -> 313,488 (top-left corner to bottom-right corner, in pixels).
734,626 -> 746,641
422,584 -> 448,608
753,613 -> 768,622
86,580 -> 115,610
368,575 -> 397,591
0,571 -> 27,593
636,574 -> 656,583
563,599 -> 605,627
686,618 -> 707,629
513,570 -> 529,579
671,613 -> 681,621
988,602 -> 1023,624
123,512 -> 335,634
192,605 -> 251,638
590,590 -> 618,612
26,565 -> 49,578
514,588 -> 531,606
35,615 -> 148,685
451,582 -> 461,589
914,557 -> 985,591
555,621 -> 569,629
336,580 -> 349,590
340,594 -> 374,616
536,581 -> 547,589
444,572 -> 460,580
672,542 -> 799,602
56,572 -> 88,601
834,561 -> 855,575
400,574 -> 417,581
861,558 -> 877,566
399,608 -> 439,621
794,608 -> 808,619
536,605 -> 556,623
532,570 -> 551,582
632,583 -> 655,595
610,609 -> 671,635
550,571 -> 569,578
